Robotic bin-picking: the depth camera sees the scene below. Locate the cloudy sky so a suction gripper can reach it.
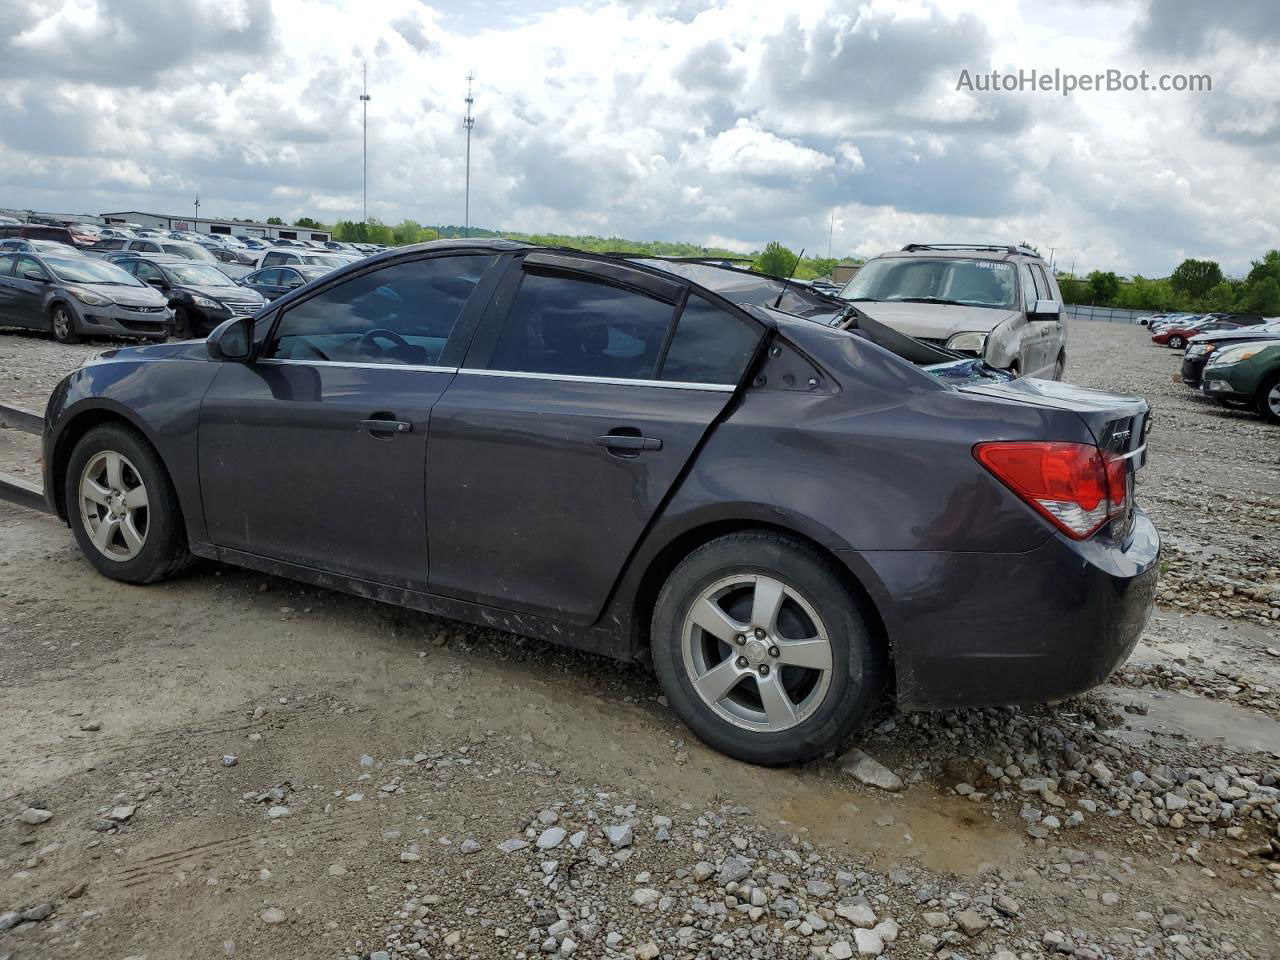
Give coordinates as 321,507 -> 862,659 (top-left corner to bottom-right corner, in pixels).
1,0 -> 1276,275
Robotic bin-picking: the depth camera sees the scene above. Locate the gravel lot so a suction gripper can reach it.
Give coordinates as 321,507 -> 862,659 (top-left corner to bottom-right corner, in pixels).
1,320 -> 1277,960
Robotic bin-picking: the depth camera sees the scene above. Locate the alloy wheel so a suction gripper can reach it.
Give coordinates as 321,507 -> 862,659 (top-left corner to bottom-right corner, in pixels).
53,308 -> 72,340
78,450 -> 149,561
1268,383 -> 1280,417
681,574 -> 833,732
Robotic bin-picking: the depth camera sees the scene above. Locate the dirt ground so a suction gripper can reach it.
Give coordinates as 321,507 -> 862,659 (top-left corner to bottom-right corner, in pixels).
0,321 -> 1277,960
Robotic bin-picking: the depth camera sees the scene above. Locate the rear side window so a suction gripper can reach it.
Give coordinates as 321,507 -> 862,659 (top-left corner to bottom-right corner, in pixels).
660,294 -> 759,384
488,270 -> 675,380
267,254 -> 493,366
0,255 -> 14,277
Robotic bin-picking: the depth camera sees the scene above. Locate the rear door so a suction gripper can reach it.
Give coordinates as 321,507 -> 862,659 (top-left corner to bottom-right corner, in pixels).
197,251 -> 502,588
0,255 -> 16,322
426,253 -> 763,623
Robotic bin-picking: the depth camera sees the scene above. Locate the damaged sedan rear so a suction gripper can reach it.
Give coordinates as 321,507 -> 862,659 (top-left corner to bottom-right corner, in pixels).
42,241 -> 1158,765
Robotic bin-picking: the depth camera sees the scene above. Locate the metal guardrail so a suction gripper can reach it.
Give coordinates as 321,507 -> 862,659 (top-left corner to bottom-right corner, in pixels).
0,401 -> 50,514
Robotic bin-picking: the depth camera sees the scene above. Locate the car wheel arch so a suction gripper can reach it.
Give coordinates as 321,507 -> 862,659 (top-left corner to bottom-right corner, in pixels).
50,405 -> 169,522
626,517 -> 895,696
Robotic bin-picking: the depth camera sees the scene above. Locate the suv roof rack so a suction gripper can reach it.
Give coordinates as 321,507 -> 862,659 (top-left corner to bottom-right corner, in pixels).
901,243 -> 1040,257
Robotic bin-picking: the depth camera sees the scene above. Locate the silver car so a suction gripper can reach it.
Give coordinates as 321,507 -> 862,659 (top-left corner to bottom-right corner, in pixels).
0,252 -> 172,343
839,244 -> 1068,379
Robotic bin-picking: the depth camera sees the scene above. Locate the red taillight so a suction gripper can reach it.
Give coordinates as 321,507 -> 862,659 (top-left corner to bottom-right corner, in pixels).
974,441 -> 1128,540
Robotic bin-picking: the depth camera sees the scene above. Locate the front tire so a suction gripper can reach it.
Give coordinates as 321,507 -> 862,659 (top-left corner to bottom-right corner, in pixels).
65,424 -> 194,584
51,304 -> 81,344
172,306 -> 194,339
1256,372 -> 1280,425
651,532 -> 883,765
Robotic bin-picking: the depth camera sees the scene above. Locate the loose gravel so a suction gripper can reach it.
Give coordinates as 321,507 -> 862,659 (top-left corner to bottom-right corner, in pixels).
0,319 -> 1277,960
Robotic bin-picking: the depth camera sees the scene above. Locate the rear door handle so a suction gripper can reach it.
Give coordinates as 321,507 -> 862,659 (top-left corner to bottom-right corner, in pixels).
594,434 -> 662,451
359,419 -> 413,434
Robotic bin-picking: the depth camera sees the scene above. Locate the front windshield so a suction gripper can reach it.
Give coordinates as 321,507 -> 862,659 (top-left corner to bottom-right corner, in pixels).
47,257 -> 144,286
166,263 -> 235,286
840,258 -> 1017,309
162,242 -> 216,262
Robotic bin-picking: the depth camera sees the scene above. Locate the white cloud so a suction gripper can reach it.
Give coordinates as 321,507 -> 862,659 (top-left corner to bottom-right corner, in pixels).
0,0 -> 1275,276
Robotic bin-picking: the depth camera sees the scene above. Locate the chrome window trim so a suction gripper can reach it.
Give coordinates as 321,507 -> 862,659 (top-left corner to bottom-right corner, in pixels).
1121,443 -> 1146,461
256,358 -> 459,374
458,367 -> 735,392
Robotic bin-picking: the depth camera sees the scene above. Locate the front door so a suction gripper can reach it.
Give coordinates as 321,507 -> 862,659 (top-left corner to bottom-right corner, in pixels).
426,255 -> 763,623
8,255 -> 50,330
197,252 -> 501,588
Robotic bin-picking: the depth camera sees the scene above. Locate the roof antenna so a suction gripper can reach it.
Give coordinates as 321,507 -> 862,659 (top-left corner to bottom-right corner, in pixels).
772,248 -> 804,309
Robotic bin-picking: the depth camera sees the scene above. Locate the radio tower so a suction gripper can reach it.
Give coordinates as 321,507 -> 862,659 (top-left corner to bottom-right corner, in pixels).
359,62 -> 371,223
464,73 -> 475,238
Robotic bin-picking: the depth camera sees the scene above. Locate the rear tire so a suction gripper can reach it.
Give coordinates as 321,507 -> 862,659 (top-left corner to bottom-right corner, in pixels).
65,423 -> 194,584
1168,335 -> 1186,349
651,532 -> 884,765
1256,372 -> 1280,425
51,304 -> 81,344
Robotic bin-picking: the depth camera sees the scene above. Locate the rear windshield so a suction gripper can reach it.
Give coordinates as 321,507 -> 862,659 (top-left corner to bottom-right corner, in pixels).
162,242 -> 216,262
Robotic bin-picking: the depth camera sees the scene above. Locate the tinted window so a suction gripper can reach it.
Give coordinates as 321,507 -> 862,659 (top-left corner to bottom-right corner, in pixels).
267,255 -> 493,366
660,294 -> 759,384
0,255 -> 14,277
488,270 -> 675,379
251,269 -> 281,286
132,261 -> 165,283
263,252 -> 286,266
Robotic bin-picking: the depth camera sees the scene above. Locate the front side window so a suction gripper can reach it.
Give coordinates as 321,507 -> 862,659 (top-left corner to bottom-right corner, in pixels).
267,254 -> 494,366
132,261 -> 165,284
251,269 -> 280,286
840,258 -> 1017,309
660,294 -> 759,384
487,270 -> 676,379
15,256 -> 47,281
1020,264 -> 1038,311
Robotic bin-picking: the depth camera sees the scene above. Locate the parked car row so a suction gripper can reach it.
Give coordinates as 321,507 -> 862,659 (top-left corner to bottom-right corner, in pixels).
0,245 -> 347,342
1166,318 -> 1280,425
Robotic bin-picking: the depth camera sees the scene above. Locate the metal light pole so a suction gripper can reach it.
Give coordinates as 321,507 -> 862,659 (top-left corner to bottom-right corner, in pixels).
360,62 -> 371,224
193,194 -> 200,223
464,72 -> 475,238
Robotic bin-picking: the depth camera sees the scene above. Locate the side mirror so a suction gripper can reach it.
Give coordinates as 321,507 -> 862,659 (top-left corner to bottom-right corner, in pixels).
1030,299 -> 1061,321
286,279 -> 304,289
23,271 -> 48,282
145,277 -> 166,289
206,315 -> 254,361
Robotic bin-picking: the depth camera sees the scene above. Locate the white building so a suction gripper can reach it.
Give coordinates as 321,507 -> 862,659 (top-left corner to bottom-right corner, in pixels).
99,211 -> 330,243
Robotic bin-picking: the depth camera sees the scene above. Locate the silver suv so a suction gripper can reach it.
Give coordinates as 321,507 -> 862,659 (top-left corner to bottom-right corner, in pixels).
838,244 -> 1067,379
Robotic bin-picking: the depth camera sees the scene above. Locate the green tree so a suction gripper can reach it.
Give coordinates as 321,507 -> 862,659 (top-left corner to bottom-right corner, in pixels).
1085,270 -> 1121,304
1242,276 -> 1280,315
265,216 -> 284,225
294,217 -> 324,230
1169,258 -> 1224,299
756,242 -> 798,279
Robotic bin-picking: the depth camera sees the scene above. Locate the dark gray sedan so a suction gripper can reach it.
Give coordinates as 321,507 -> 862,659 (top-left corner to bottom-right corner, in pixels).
0,252 -> 171,342
41,240 -> 1158,764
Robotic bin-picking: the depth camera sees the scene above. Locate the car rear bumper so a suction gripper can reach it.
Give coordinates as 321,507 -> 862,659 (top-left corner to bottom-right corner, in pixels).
852,507 -> 1160,710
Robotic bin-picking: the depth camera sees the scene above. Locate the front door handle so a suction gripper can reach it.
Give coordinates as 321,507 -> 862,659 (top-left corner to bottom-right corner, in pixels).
359,418 -> 413,435
594,434 -> 662,451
